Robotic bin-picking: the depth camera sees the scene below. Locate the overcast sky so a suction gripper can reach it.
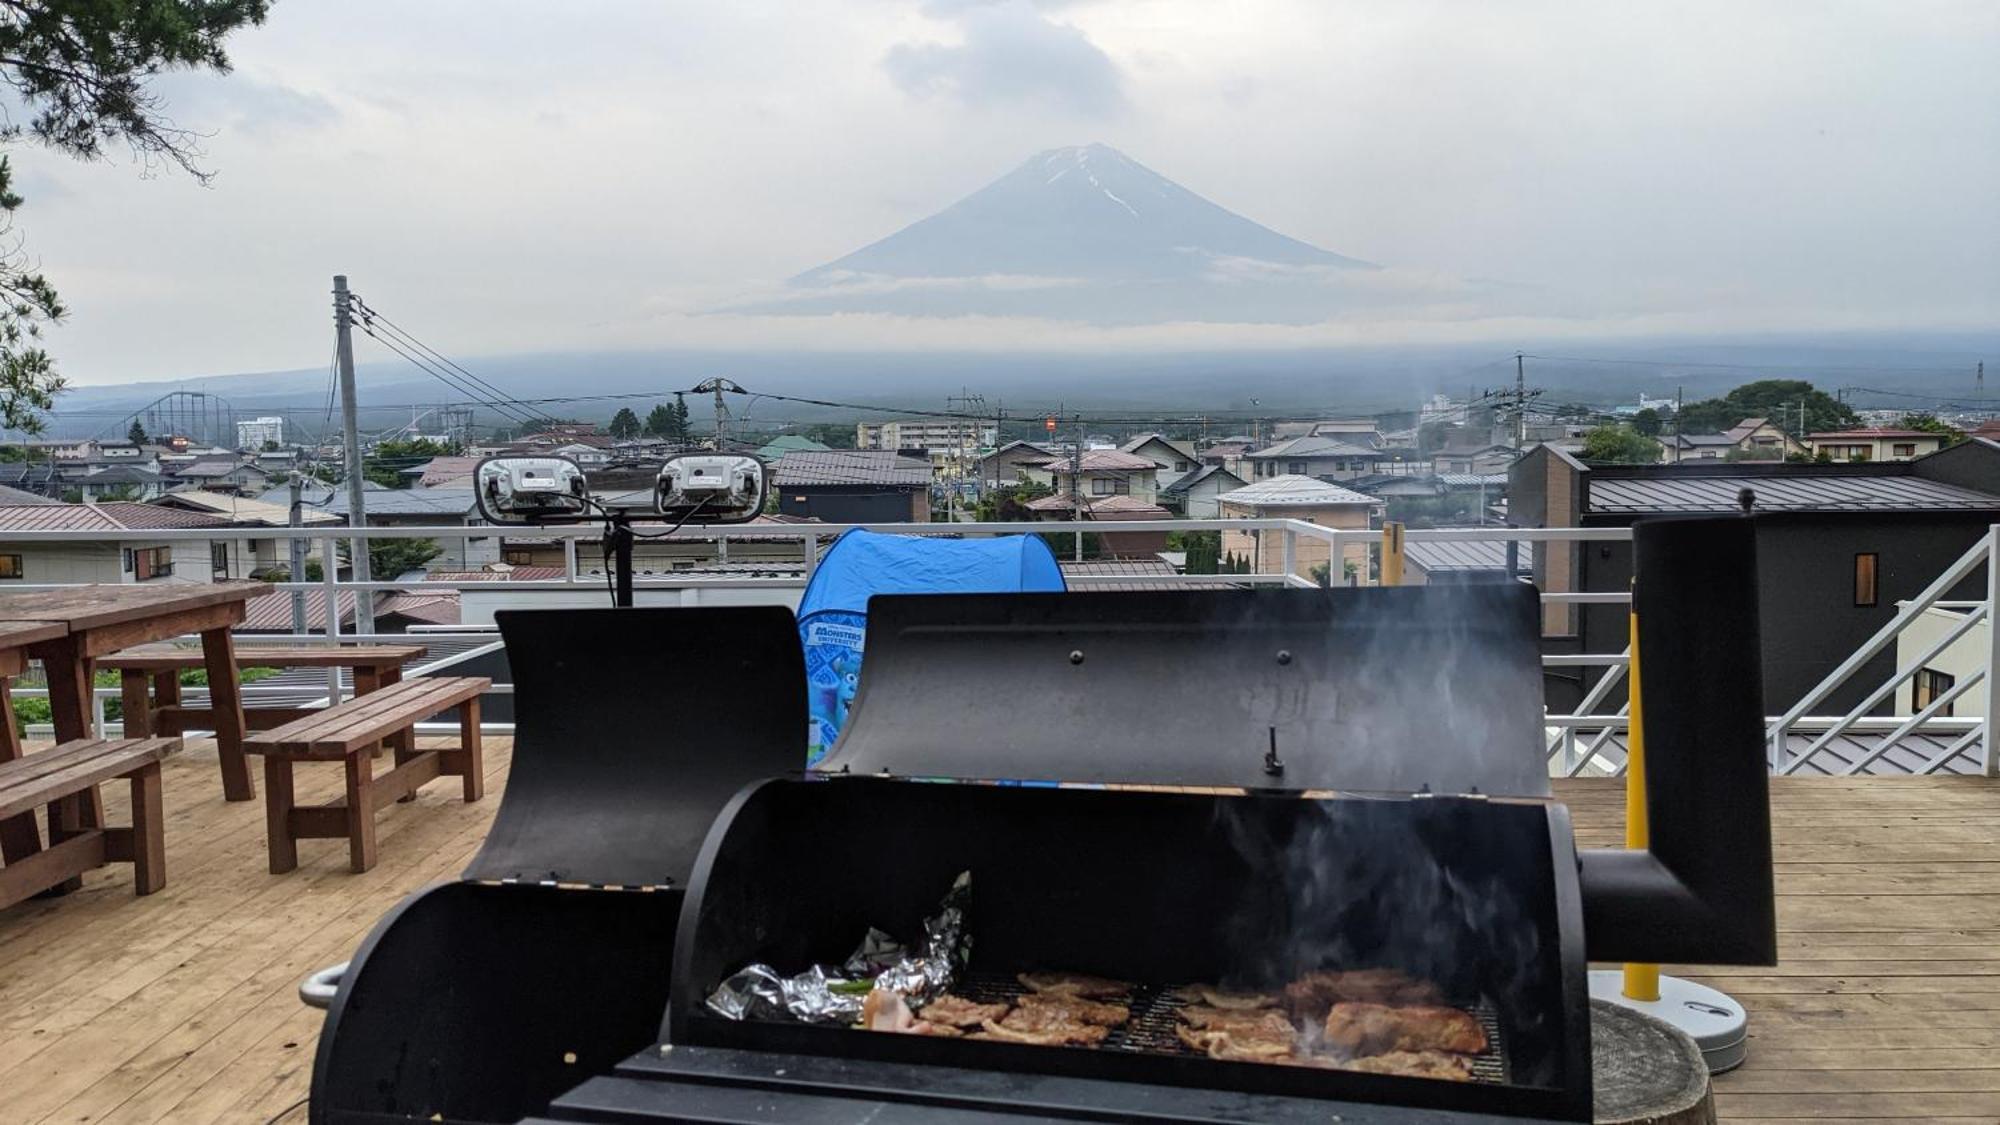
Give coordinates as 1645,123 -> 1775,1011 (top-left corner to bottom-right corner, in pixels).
16,0 -> 1998,385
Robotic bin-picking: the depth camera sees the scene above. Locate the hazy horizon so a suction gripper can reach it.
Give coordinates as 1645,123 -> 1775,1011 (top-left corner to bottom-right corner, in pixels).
14,1 -> 1997,387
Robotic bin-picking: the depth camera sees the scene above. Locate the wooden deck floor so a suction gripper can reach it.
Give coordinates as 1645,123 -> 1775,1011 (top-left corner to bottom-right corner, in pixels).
0,743 -> 1994,1123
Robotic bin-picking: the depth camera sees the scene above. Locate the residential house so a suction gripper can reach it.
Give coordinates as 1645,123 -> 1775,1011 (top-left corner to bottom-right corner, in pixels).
173,457 -> 273,495
399,455 -> 482,489
1808,429 -> 1948,463
976,441 -> 1054,488
151,489 -> 342,576
756,435 -> 830,461
1666,416 -> 1805,462
1401,539 -> 1523,587
1159,464 -> 1246,520
0,502 -> 231,584
1890,604 -> 1985,726
66,464 -> 170,502
1023,493 -> 1174,558
773,450 -> 931,523
309,486 -> 498,570
1198,437 -> 1257,480
550,442 -> 614,468
1215,475 -> 1382,582
1021,450 -> 1161,505
1431,441 -> 1519,475
1243,435 -> 1385,481
1118,434 -> 1199,491
1511,440 -> 2000,715
0,461 -> 59,498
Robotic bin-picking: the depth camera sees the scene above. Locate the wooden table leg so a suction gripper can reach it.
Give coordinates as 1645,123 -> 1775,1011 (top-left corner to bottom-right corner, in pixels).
0,682 -> 41,865
343,752 -> 377,873
120,670 -> 152,738
264,757 -> 298,875
129,762 -> 165,894
458,696 -> 485,802
355,666 -> 388,761
199,627 -> 255,802
41,638 -> 104,892
153,670 -> 181,711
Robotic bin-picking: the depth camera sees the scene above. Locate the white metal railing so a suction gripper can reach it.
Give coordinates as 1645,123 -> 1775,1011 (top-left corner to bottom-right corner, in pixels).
1769,527 -> 2000,777
9,516 -> 1993,778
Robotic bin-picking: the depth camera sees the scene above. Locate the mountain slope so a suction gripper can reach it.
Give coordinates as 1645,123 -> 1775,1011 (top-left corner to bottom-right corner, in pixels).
795,144 -> 1373,285
738,144 -> 1378,324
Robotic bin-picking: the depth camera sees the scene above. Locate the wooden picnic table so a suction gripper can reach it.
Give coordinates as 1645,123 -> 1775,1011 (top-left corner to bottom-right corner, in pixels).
99,642 -> 429,742
0,581 -> 273,803
0,619 -> 74,867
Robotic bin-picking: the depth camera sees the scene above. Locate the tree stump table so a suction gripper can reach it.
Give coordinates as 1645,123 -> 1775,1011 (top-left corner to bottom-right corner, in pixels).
1592,998 -> 1717,1125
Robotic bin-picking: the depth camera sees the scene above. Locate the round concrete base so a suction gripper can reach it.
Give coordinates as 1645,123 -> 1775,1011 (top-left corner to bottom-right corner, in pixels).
1588,971 -> 1748,1075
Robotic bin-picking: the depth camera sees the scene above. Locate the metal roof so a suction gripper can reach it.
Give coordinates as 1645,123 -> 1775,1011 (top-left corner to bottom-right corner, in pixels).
0,501 -> 230,531
152,490 -> 341,526
1244,435 -> 1380,459
1213,474 -> 1381,507
0,484 -> 56,505
1025,449 -> 1160,473
314,487 -> 479,517
1403,539 -> 1515,572
1160,464 -> 1243,496
772,450 -> 931,487
1587,473 -> 2000,514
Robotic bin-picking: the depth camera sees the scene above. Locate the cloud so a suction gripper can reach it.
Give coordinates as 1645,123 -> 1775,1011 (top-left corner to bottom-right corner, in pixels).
884,0 -> 1125,115
152,72 -> 340,140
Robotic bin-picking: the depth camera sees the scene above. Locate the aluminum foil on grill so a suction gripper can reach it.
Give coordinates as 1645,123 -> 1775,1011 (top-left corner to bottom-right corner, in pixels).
706,871 -> 972,1023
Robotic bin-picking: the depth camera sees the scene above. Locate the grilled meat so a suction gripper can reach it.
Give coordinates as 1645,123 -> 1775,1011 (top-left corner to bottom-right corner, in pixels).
981,1007 -> 1111,1046
1340,1050 -> 1475,1082
1015,990 -> 1130,1026
1282,969 -> 1446,1019
1174,984 -> 1278,1010
1017,971 -> 1131,999
918,994 -> 1012,1029
1176,1006 -> 1296,1036
861,988 -> 965,1037
1322,1002 -> 1488,1057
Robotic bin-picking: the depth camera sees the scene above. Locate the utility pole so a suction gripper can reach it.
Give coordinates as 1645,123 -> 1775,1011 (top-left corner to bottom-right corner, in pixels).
690,377 -> 742,450
333,275 -> 374,636
1070,408 -> 1085,563
287,472 -> 308,634
1514,353 -> 1528,447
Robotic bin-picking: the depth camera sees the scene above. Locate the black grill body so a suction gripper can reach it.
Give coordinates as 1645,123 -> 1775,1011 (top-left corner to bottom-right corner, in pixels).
668,778 -> 1592,1120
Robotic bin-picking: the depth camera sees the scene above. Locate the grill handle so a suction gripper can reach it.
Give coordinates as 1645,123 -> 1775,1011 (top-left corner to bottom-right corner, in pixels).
300,961 -> 348,1010
1578,516 -> 1776,966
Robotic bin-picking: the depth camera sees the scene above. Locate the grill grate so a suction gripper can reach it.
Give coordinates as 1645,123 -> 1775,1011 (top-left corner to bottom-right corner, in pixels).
942,972 -> 1509,1086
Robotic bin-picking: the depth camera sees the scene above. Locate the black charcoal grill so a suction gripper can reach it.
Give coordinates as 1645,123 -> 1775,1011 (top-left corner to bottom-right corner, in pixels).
310,517 -> 1774,1125
551,516 -> 1774,1123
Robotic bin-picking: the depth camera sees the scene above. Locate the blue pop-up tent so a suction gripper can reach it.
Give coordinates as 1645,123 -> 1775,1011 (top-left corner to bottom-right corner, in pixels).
798,529 -> 1065,762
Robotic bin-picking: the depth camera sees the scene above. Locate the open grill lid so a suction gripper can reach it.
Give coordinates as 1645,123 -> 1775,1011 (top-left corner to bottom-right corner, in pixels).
814,583 -> 1552,798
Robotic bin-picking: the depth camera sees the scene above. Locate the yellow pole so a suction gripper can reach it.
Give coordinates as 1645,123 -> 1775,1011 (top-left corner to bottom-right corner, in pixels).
1622,604 -> 1661,1002
1381,522 -> 1405,586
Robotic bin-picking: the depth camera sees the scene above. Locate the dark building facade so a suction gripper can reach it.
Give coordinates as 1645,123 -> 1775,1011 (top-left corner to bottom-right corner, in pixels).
772,450 -> 931,524
1512,441 -> 2000,714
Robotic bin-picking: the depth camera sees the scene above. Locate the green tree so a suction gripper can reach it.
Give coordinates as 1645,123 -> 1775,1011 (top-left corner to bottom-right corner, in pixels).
1580,425 -> 1663,464
644,404 -> 673,437
1899,413 -> 1965,447
800,422 -> 857,449
1676,380 -> 1858,436
608,407 -> 641,439
1631,408 -> 1662,437
343,537 -> 440,578
364,437 -> 458,489
127,419 -> 148,444
0,1 -> 270,434
672,395 -> 692,442
1178,530 -> 1221,575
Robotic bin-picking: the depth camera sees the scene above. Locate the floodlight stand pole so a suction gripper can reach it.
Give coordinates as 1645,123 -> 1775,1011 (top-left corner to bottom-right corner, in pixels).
333,275 -> 375,636
609,509 -> 635,609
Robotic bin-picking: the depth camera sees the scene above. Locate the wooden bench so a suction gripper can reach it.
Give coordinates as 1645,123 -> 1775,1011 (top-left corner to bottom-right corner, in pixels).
99,643 -> 428,739
0,738 -> 181,910
242,676 -> 489,874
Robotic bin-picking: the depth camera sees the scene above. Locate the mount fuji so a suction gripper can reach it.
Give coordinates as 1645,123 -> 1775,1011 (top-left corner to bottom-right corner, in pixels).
736,144 -> 1383,325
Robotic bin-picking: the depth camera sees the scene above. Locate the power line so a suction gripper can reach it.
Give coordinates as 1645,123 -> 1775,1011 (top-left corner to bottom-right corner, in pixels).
348,297 -> 559,425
